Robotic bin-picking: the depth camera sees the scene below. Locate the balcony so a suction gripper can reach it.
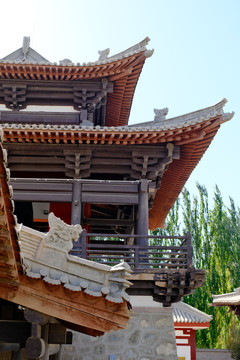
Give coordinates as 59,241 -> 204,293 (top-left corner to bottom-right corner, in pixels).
71,231 -> 193,271
71,230 -> 205,306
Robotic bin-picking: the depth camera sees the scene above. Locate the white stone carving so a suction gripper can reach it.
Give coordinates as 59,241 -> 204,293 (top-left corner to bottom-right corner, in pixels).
59,58 -> 74,66
22,36 -> 30,60
145,49 -> 154,58
17,214 -> 132,303
98,48 -> 110,61
45,212 -> 82,252
81,119 -> 93,127
154,107 -> 169,122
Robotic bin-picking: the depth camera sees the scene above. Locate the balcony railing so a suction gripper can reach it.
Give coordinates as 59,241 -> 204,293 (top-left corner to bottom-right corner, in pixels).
70,230 -> 192,272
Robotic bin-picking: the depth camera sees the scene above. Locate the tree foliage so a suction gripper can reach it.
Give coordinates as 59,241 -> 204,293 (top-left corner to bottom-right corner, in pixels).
152,184 -> 240,348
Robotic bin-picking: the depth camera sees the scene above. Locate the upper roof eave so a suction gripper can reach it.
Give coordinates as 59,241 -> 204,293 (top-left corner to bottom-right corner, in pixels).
0,37 -> 154,67
0,37 -> 153,127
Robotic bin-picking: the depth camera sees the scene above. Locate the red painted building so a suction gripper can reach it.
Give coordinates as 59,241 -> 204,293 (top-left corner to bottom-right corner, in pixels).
173,302 -> 211,360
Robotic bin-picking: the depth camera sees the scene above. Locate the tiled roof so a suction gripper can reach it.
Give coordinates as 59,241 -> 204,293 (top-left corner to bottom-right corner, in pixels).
0,99 -> 233,145
0,37 -> 153,127
132,98 -> 231,129
212,287 -> 240,306
0,99 -> 233,229
173,302 -> 212,324
0,36 -> 152,66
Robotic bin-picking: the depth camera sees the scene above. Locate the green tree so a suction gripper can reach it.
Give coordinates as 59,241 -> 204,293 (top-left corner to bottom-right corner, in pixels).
153,184 -> 240,348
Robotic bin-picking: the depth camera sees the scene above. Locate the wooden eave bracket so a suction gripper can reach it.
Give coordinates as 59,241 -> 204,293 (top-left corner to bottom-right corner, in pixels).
153,268 -> 206,306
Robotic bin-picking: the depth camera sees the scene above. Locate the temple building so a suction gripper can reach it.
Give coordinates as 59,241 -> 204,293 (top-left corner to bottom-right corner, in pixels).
0,37 -> 233,359
212,287 -> 240,317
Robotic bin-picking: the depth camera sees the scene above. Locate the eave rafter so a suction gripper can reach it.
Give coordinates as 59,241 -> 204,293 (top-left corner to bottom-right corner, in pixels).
1,116 -> 222,145
0,53 -> 145,82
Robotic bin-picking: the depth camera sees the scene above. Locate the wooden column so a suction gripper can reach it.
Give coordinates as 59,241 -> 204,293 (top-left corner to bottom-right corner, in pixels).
71,181 -> 82,225
136,179 -> 149,246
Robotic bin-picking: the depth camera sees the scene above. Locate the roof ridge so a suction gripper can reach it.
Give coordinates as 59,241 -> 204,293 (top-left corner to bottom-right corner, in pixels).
0,36 -> 153,66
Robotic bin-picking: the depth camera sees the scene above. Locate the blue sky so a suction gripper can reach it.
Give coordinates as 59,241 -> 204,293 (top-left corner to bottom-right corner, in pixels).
1,0 -> 239,207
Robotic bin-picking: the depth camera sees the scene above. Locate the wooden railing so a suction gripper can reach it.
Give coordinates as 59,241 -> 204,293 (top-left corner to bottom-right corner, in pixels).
70,231 -> 192,271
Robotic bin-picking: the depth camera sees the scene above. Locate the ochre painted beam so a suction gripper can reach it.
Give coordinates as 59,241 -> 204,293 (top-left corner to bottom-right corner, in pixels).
0,275 -> 129,334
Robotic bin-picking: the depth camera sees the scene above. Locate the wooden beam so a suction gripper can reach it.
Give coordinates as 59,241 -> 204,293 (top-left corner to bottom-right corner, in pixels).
83,218 -> 134,226
82,183 -> 138,193
48,323 -> 68,344
12,191 -> 72,202
8,156 -> 64,164
10,181 -> 72,192
0,275 -> 129,334
82,193 -> 138,205
71,182 -> 81,225
136,179 -> 149,246
10,164 -> 65,172
0,111 -> 80,125
0,321 -> 31,343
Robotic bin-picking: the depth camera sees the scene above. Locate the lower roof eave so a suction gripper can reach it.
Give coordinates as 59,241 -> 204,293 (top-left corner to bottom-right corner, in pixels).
0,274 -> 130,334
174,322 -> 210,329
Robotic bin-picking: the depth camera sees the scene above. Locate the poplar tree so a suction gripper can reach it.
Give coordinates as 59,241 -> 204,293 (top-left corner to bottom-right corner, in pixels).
152,184 -> 240,348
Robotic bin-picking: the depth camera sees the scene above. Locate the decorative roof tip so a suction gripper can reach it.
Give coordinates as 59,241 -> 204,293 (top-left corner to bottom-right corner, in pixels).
22,36 -> 30,60
222,111 -> 235,122
106,37 -> 152,63
1,36 -> 51,64
215,97 -> 228,111
154,107 -> 169,122
59,58 -> 74,66
98,48 -> 110,61
145,49 -> 154,58
139,36 -> 150,48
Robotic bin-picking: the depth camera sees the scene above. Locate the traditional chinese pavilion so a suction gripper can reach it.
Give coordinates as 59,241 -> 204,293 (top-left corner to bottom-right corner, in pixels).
0,37 -> 233,359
